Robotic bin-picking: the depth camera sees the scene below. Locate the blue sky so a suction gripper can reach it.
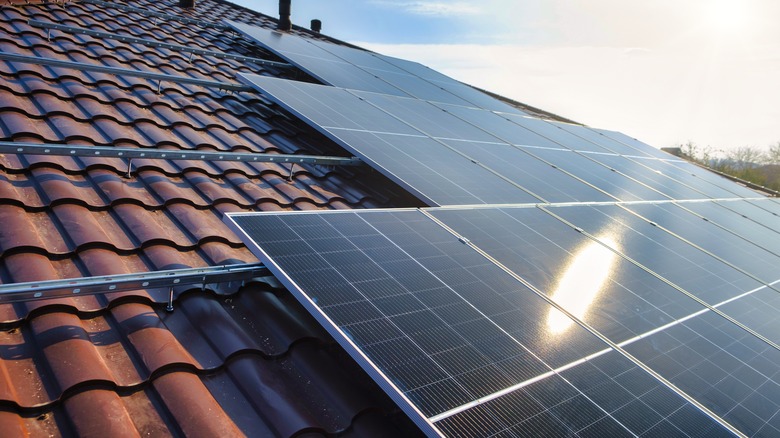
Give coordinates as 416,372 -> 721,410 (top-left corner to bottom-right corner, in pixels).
233,0 -> 780,153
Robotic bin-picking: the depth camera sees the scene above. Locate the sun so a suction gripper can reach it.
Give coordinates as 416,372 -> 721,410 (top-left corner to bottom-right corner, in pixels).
706,0 -> 750,34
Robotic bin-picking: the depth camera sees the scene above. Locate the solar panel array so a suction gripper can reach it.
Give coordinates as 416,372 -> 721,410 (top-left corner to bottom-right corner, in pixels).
226,200 -> 780,437
225,20 -> 780,438
238,74 -> 758,207
226,20 -> 525,115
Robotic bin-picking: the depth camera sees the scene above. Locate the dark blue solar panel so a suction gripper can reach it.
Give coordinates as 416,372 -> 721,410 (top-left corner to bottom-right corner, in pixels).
328,129 -> 542,206
238,74 -> 419,134
547,204 -> 765,304
441,139 -> 615,203
684,200 -> 780,248
225,207 -> 763,436
623,311 -> 780,436
429,207 -> 707,343
663,160 -> 764,198
240,73 -> 544,206
352,91 -> 501,142
585,154 -> 717,200
433,103 -> 569,149
556,124 -> 662,157
504,116 -> 615,153
226,210 -> 610,435
597,129 -> 685,159
526,148 -> 671,201
625,202 -> 780,285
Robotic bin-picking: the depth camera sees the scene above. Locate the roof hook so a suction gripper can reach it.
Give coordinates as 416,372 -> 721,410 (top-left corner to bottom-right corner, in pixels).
166,286 -> 175,312
125,158 -> 133,178
287,163 -> 296,182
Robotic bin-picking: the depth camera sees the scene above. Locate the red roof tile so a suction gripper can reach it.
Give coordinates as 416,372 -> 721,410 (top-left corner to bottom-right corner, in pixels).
0,0 -> 423,434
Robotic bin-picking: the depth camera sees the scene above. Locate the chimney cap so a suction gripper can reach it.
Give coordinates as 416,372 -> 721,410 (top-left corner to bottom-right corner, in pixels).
310,19 -> 322,33
278,0 -> 292,31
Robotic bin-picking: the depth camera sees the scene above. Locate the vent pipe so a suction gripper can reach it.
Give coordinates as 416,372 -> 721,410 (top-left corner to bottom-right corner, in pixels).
310,19 -> 321,33
278,0 -> 292,31
179,0 -> 194,8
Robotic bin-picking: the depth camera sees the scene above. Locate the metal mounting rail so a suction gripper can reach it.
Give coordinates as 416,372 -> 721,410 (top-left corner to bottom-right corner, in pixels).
79,0 -> 230,30
2,142 -> 362,167
0,52 -> 252,93
28,20 -> 292,69
0,263 -> 270,304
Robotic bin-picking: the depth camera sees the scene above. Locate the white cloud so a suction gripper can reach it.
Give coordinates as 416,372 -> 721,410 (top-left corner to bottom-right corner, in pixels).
371,1 -> 480,16
357,42 -> 780,151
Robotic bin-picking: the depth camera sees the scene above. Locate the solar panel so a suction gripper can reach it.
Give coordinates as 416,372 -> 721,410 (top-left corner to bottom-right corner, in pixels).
227,20 -> 526,114
439,139 -> 615,203
526,148 -> 671,201
224,207 -> 750,437
226,21 -> 780,438
239,73 -> 543,206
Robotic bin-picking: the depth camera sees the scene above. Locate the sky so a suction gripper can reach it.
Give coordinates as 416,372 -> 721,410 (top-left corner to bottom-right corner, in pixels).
233,0 -> 780,153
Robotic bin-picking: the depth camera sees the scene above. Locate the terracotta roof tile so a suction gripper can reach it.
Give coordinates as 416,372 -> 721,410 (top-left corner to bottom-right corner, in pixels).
0,0 -> 422,434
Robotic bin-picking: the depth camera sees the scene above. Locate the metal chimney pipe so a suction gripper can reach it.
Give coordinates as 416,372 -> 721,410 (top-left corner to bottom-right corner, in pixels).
310,19 -> 321,33
278,0 -> 292,31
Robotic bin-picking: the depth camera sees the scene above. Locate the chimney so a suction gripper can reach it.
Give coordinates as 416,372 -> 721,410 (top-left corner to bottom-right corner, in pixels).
179,0 -> 194,8
278,0 -> 292,31
310,19 -> 321,33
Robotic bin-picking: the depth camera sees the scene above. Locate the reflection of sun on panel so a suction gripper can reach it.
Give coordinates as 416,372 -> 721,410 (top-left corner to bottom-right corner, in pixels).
546,236 -> 618,334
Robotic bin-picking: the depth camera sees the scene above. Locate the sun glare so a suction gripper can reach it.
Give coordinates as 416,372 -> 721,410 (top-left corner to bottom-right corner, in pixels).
546,236 -> 619,335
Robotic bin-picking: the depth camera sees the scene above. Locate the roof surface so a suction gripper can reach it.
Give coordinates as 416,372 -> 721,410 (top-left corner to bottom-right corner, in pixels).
0,0 -> 433,435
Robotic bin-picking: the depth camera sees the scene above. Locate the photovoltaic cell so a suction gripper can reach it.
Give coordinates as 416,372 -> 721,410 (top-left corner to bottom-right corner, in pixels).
226,19 -> 780,438
584,154 -> 716,200
663,160 -> 763,198
597,129 -> 687,159
328,129 -> 541,205
228,20 -> 524,113
433,103 -> 570,149
352,91 -> 501,143
546,204 -> 766,304
505,116 -> 615,153
625,202 -> 780,284
440,139 -> 615,203
623,310 -> 780,437
556,124 -> 662,158
226,210 -> 607,435
526,148 -> 671,201
684,200 -> 780,250
225,207 -> 759,437
429,207 -> 709,343
638,159 -> 750,199
240,73 -> 543,206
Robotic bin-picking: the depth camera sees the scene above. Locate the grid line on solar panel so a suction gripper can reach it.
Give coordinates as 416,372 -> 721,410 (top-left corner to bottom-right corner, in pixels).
228,19 -> 527,113
429,272 -> 779,423
540,204 -> 780,352
417,209 -> 744,436
623,202 -> 780,284
240,73 -> 548,206
229,210 -> 616,421
428,207 -> 711,343
222,210 -> 760,436
664,200 -> 780,260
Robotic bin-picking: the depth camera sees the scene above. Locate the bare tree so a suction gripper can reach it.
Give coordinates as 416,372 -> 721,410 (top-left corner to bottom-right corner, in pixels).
679,141 -> 715,165
726,146 -> 765,170
767,142 -> 780,164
